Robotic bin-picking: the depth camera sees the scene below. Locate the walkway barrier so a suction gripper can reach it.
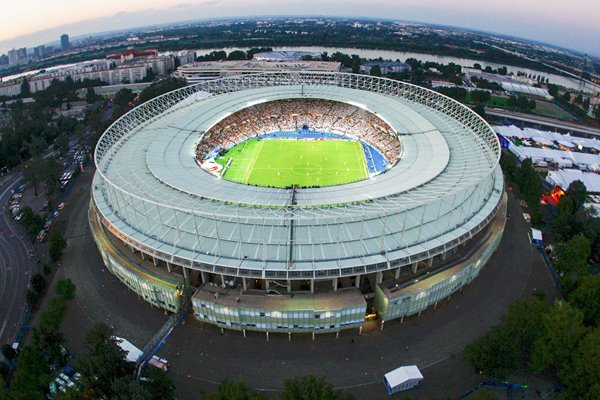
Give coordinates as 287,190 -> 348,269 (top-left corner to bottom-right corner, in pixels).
536,246 -> 564,297
458,380 -> 528,400
135,304 -> 189,381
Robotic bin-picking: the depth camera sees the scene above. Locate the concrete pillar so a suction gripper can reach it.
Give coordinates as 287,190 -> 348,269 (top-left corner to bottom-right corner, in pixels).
359,326 -> 363,335
200,270 -> 208,283
332,278 -> 338,292
441,251 -> 448,261
288,332 -> 291,342
287,280 -> 291,293
380,320 -> 385,331
243,329 -> 246,338
434,301 -> 438,310
376,271 -> 383,284
140,252 -> 145,261
220,274 -> 226,286
394,267 -> 401,279
130,245 -> 135,253
152,257 -> 158,266
312,332 -> 315,341
265,280 -> 270,291
310,279 -> 314,294
411,262 -> 419,273
266,332 -> 269,341
355,275 -> 361,288
400,316 -> 404,324
166,262 -> 172,273
336,331 -> 339,339
427,257 -> 434,268
182,267 -> 190,286
242,277 -> 247,291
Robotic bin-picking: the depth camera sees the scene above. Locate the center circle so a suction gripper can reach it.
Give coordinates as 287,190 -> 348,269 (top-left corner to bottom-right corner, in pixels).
291,162 -> 323,176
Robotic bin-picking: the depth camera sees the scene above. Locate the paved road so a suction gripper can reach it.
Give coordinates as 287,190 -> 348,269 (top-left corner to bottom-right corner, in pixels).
0,172 -> 34,347
486,108 -> 600,137
57,170 -> 557,399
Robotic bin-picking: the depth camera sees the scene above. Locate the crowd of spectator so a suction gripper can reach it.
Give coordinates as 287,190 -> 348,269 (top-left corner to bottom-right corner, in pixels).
195,99 -> 401,163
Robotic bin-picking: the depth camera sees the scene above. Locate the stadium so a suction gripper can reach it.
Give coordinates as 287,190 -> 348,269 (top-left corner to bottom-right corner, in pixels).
90,72 -> 506,334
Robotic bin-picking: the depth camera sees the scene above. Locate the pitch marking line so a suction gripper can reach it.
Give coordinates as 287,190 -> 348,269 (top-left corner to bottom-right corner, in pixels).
243,140 -> 264,184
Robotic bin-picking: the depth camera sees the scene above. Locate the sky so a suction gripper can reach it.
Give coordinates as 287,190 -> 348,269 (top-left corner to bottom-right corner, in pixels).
1,0 -> 598,56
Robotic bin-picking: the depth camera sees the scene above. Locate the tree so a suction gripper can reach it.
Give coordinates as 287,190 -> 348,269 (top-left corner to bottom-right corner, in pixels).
75,323 -> 131,399
20,77 -> 30,97
501,297 -> 550,366
554,235 -> 591,293
138,78 -> 187,104
113,88 -> 135,119
435,87 -> 467,102
17,206 -> 44,237
555,196 -> 578,240
143,68 -> 156,83
85,87 -> 99,104
144,368 -> 176,400
26,289 -> 40,306
43,157 -> 62,197
562,328 -> 600,400
531,301 -> 586,378
110,377 -> 151,400
473,104 -> 486,118
48,229 -> 67,261
369,65 -> 381,77
281,375 -> 354,400
8,346 -> 51,399
245,47 -> 272,60
470,389 -> 501,400
569,274 -> 600,326
23,157 -> 46,196
464,326 -> 517,378
30,272 -> 46,294
471,90 -> 491,104
30,298 -> 68,366
56,279 -> 76,300
566,180 -> 588,211
227,50 -> 247,60
1,344 -> 16,362
202,379 -> 265,400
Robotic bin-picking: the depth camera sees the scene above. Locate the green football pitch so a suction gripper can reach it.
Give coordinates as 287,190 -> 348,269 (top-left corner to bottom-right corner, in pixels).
216,139 -> 369,188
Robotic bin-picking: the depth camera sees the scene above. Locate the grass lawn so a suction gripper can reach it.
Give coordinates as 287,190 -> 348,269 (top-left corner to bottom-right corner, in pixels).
465,93 -> 509,107
216,138 -> 368,188
531,100 -> 576,120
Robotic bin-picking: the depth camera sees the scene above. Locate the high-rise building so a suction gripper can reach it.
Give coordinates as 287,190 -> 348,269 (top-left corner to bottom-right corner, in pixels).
6,50 -> 17,65
61,34 -> 70,50
16,47 -> 27,59
33,45 -> 45,58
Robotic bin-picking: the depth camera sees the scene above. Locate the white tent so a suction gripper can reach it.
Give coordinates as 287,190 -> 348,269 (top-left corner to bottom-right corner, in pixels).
546,169 -> 600,192
531,136 -> 555,146
557,140 -> 575,148
384,365 -> 423,394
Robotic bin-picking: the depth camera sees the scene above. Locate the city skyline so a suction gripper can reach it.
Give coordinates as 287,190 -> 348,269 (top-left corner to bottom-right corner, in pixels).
0,0 -> 598,56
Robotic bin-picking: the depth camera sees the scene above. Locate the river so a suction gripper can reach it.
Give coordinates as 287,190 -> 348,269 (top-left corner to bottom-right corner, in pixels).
1,46 -> 587,92
195,46 -> 587,91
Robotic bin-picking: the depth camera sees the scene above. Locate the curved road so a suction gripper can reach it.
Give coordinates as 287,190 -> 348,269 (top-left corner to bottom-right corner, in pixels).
0,173 -> 34,347
59,169 -> 556,399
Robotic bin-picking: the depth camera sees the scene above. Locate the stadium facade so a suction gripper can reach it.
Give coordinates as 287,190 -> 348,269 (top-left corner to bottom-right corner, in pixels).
90,72 -> 506,334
